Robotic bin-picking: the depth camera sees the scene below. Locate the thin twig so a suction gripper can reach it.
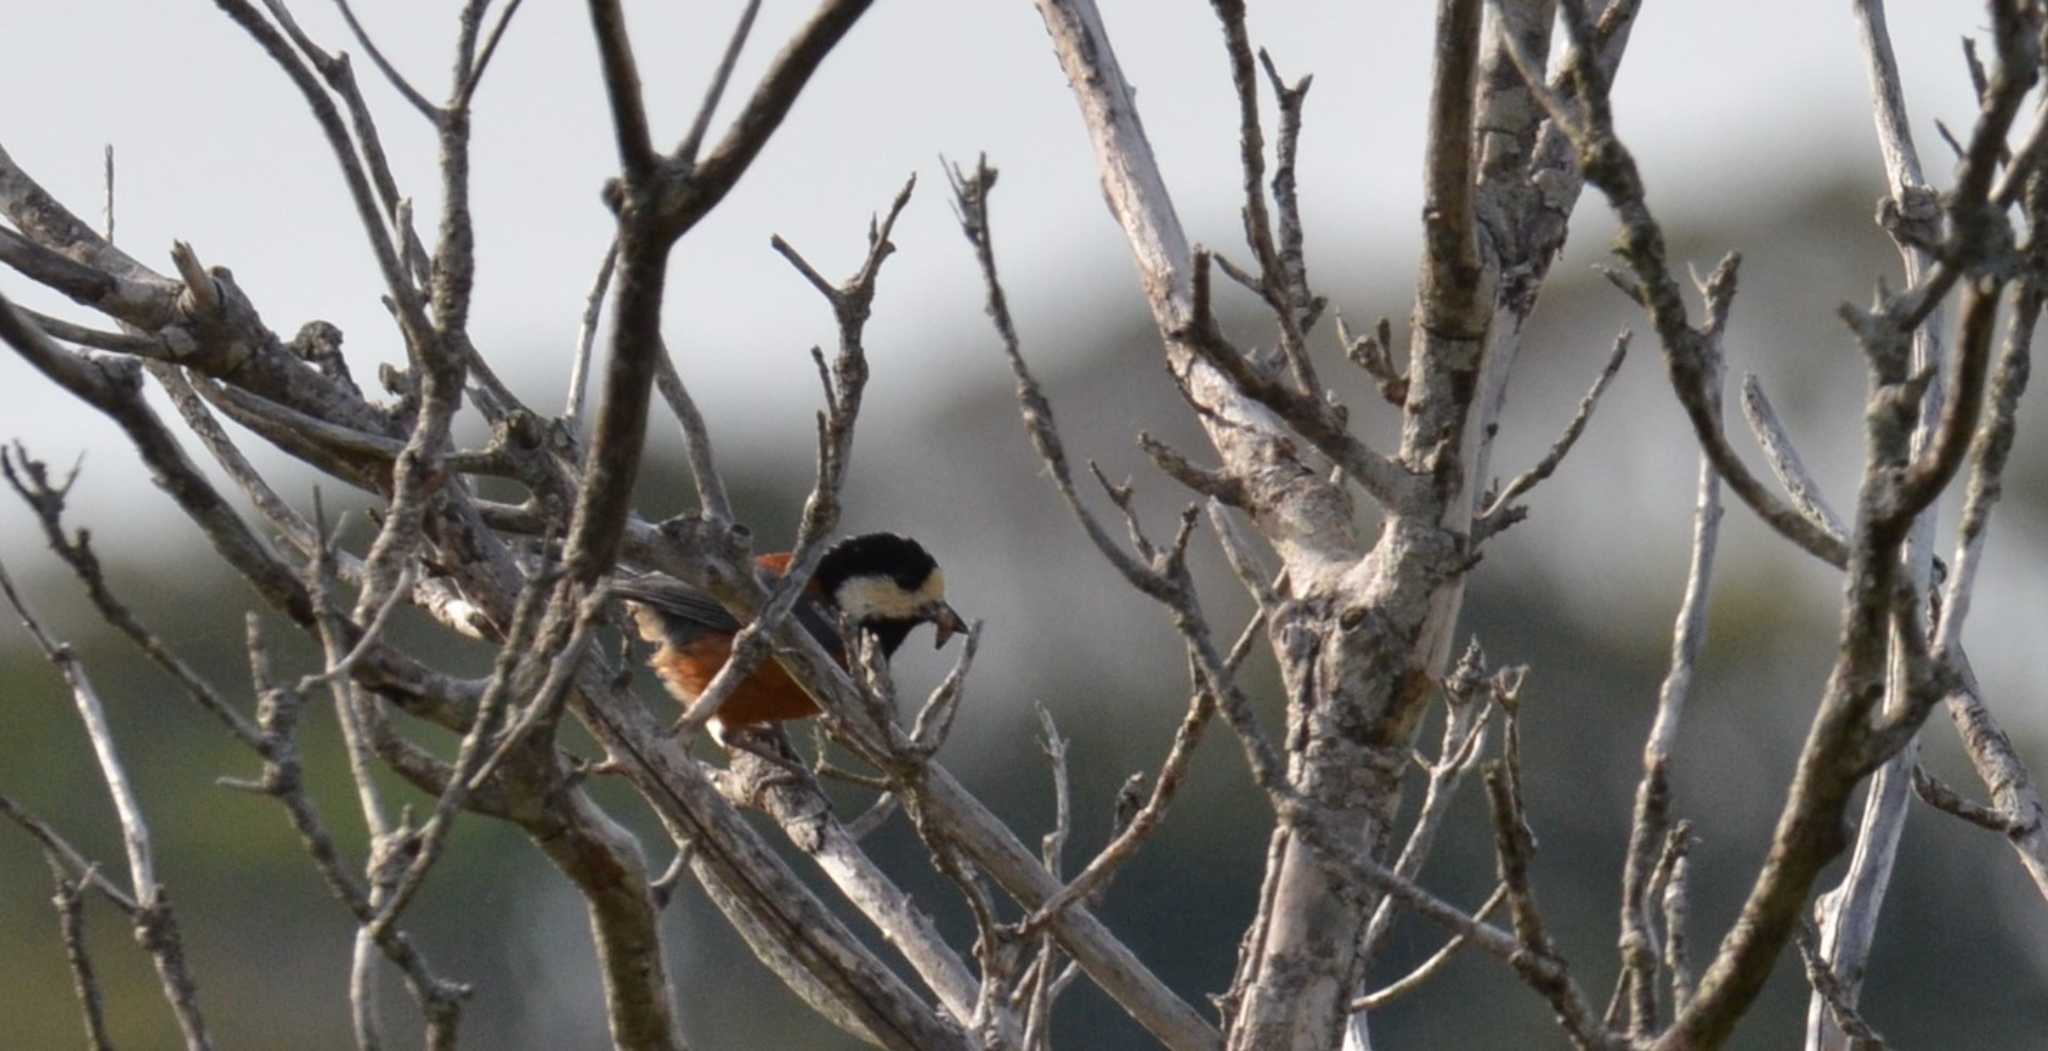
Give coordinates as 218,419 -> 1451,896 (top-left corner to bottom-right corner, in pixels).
1481,755 -> 1613,1050
565,238 -> 619,428
308,503 -> 400,1051
1206,0 -> 1321,396
1611,291 -> 1723,1037
909,623 -> 983,756
0,561 -> 158,899
1476,331 -> 1629,534
1933,278 -> 2038,654
240,615 -> 471,1042
366,565 -> 558,940
305,567 -> 414,687
9,305 -> 170,357
1038,706 -> 1072,877
1024,611 -> 1262,932
1,450 -> 265,749
652,347 -> 735,523
1796,924 -> 1891,1051
1738,375 -> 1848,543
1351,884 -> 1507,1010
459,0 -> 527,103
329,0 -> 442,120
1910,763 -> 2032,836
675,0 -> 764,164
47,853 -> 117,1051
0,562 -> 214,1050
586,0 -> 657,180
0,796 -> 140,914
101,144 -> 115,245
1941,647 -> 2048,899
1357,640 -> 1494,974
1660,821 -> 1697,1012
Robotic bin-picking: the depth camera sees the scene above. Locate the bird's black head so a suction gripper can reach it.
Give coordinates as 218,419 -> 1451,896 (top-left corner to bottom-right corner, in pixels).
814,533 -> 965,655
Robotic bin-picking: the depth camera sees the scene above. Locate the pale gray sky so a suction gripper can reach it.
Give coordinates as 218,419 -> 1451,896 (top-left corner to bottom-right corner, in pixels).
2,3 -> 1975,485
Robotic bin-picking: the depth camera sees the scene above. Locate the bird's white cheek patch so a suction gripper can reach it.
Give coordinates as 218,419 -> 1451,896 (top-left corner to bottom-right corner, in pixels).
835,570 -> 946,621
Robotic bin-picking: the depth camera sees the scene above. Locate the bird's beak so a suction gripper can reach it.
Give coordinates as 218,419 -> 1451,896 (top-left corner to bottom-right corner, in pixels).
926,601 -> 967,649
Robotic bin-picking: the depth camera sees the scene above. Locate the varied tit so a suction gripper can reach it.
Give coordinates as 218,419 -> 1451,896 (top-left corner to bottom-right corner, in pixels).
613,532 -> 967,746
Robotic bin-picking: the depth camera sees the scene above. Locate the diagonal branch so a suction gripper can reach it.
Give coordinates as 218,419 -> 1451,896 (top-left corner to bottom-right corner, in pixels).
1490,3 -> 1849,569
1351,884 -> 1507,1011
459,0 -> 528,103
45,853 -> 116,1051
629,516 -> 1221,1049
675,0 -> 764,165
1611,262 -> 1725,1039
1739,375 -> 1848,543
0,564 -> 215,1051
660,0 -> 877,236
1476,331 -> 1629,536
1022,610 -> 1264,932
212,0 -> 434,351
328,0 -> 442,120
586,0 -> 658,181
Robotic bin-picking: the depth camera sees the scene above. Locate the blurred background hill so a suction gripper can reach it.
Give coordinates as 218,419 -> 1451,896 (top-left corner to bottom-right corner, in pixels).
5,3 -> 2048,1049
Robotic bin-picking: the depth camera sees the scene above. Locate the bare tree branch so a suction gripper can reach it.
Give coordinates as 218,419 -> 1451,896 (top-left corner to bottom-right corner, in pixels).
1357,639 -> 1493,971
1351,884 -> 1506,1011
460,0 -> 528,103
1611,267 -> 1725,1039
565,238 -> 618,427
1797,925 -> 1890,1051
1483,751 -> 1615,1051
1024,610 -> 1263,933
0,796 -> 141,914
1941,649 -> 2048,900
1490,1 -> 1849,570
675,0 -> 764,165
328,0 -> 442,121
239,614 -> 472,1048
1739,375 -> 1848,543
660,0 -> 877,234
1659,822 -> 1697,1013
45,854 -> 117,1051
0,562 -> 215,1051
1476,330 -> 1629,536
716,751 -> 1004,1043
653,346 -> 736,523
586,0 -> 658,181
1910,763 -> 2032,836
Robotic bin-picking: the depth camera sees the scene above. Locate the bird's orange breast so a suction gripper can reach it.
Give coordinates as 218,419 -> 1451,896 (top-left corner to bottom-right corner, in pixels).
651,635 -> 822,728
647,551 -> 828,730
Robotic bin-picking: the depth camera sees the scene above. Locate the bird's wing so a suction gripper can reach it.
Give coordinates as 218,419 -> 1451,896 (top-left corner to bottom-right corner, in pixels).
612,577 -> 741,637
613,573 -> 844,658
